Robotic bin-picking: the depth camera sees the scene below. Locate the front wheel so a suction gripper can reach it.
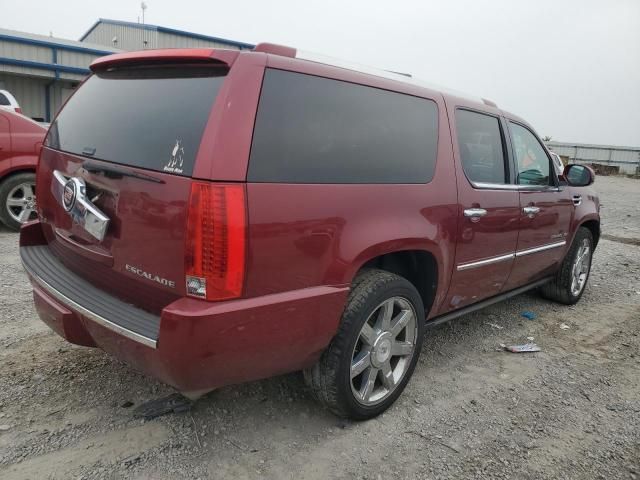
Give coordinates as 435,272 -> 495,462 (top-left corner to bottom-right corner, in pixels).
540,227 -> 594,304
0,172 -> 37,231
305,269 -> 425,419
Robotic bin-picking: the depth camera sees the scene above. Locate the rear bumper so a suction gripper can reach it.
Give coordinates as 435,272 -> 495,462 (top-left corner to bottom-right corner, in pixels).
20,234 -> 349,392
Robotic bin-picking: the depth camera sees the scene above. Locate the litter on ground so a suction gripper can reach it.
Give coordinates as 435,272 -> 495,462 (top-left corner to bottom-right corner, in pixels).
521,311 -> 536,320
500,343 -> 541,353
486,322 -> 504,330
560,323 -> 571,330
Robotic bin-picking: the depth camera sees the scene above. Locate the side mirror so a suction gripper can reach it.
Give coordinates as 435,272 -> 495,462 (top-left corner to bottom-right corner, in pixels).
563,164 -> 594,187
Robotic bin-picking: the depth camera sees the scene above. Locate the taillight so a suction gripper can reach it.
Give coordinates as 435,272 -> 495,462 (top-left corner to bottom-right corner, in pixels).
15,107 -> 22,114
185,182 -> 246,301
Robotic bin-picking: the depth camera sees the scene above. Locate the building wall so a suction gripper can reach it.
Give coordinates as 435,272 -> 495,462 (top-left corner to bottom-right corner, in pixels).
546,142 -> 640,175
2,20 -> 252,123
82,20 -> 253,52
0,28 -> 117,121
0,73 -> 79,121
82,23 -> 158,51
156,31 -> 241,49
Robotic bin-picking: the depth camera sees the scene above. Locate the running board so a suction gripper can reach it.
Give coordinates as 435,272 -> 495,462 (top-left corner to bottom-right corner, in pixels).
426,276 -> 553,328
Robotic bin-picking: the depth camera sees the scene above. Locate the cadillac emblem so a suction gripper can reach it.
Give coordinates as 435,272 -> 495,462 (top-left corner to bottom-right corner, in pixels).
62,179 -> 77,212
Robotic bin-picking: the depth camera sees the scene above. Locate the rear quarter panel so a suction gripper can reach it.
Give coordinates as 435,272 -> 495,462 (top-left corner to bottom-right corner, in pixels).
243,58 -> 458,317
0,112 -> 44,178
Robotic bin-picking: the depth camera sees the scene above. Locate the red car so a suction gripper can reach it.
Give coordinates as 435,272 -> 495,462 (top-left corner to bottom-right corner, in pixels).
20,45 -> 600,419
0,109 -> 45,230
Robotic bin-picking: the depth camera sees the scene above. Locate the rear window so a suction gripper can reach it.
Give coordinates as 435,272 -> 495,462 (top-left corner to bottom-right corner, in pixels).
46,66 -> 226,177
0,93 -> 9,106
248,69 -> 438,184
455,109 -> 507,185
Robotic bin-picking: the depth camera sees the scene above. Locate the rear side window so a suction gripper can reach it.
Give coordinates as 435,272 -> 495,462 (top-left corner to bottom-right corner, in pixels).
0,93 -> 9,105
46,66 -> 226,177
455,109 -> 507,184
248,69 -> 438,184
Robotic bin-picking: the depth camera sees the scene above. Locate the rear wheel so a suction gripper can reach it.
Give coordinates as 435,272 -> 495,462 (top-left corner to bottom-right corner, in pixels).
540,227 -> 594,304
305,269 -> 425,419
0,173 -> 37,231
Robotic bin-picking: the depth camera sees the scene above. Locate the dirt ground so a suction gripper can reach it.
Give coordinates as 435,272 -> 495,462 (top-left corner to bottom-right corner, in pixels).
0,176 -> 639,480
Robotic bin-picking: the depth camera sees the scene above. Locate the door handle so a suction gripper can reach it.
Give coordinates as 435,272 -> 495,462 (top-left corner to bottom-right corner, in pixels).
523,206 -> 540,217
464,208 -> 487,222
572,195 -> 582,206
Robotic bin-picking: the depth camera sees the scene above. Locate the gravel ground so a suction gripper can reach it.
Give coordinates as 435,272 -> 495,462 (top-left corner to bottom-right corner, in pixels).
0,175 -> 639,480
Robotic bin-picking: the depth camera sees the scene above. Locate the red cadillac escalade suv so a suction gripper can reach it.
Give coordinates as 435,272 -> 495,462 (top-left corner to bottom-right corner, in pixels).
20,44 -> 600,419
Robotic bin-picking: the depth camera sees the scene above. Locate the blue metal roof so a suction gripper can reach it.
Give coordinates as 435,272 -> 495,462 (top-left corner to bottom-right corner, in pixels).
80,18 -> 255,49
0,57 -> 90,76
0,32 -> 115,56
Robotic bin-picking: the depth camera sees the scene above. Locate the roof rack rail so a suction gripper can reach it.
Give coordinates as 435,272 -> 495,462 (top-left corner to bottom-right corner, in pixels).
253,42 -> 296,58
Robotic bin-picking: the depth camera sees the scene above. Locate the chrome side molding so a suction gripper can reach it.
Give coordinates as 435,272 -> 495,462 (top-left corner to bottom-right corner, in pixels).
457,253 -> 514,271
515,240 -> 566,257
457,241 -> 567,271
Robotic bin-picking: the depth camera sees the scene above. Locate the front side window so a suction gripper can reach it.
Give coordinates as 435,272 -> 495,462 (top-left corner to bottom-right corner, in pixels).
248,69 -> 439,184
455,109 -> 507,184
510,122 -> 551,186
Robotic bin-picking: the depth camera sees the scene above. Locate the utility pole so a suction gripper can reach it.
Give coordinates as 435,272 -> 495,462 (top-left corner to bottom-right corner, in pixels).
141,2 -> 148,49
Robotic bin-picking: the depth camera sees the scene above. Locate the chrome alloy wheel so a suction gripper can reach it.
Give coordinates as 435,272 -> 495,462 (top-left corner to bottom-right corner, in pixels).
350,296 -> 418,406
6,181 -> 37,224
570,238 -> 591,296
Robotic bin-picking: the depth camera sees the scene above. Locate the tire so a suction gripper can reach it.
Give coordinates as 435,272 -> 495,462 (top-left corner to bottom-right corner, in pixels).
539,227 -> 594,305
0,172 -> 37,231
305,269 -> 425,420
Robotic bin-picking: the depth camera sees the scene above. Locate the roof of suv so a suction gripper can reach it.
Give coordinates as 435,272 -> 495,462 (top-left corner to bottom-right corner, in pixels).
91,43 -> 524,123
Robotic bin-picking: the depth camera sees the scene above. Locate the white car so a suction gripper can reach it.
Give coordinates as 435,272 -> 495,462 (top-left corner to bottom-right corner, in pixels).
0,90 -> 22,114
550,152 -> 565,176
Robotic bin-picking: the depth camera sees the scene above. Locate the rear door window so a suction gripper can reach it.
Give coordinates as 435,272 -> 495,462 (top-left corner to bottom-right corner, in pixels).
46,66 -> 226,177
248,69 -> 439,184
455,109 -> 508,185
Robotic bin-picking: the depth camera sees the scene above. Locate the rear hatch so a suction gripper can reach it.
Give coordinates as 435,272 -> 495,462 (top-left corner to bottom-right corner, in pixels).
37,58 -> 230,314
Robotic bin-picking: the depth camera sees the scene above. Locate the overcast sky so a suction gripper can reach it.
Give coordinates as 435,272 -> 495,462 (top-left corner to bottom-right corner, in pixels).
4,0 -> 639,146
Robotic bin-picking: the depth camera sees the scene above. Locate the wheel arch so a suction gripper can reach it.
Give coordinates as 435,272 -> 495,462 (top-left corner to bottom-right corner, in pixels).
579,218 -> 600,248
0,166 -> 37,183
352,247 -> 440,317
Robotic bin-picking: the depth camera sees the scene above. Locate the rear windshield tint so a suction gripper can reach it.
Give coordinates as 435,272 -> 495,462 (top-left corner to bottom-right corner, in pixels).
248,69 -> 438,184
46,66 -> 226,177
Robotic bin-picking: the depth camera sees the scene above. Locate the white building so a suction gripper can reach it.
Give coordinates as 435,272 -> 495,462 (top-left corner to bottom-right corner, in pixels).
546,141 -> 640,175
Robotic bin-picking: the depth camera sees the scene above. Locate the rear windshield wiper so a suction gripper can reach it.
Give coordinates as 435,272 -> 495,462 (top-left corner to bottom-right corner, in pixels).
82,161 -> 165,184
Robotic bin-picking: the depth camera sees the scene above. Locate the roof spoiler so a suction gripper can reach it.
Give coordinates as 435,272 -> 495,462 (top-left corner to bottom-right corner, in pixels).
90,48 -> 239,72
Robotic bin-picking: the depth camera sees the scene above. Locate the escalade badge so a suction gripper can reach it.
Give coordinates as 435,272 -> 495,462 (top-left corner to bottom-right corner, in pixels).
52,170 -> 110,242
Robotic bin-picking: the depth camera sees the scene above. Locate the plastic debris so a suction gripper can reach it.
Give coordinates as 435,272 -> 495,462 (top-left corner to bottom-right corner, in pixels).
526,336 -> 535,342
500,343 -> 541,353
485,322 -> 504,330
559,323 -> 570,330
521,311 -> 536,320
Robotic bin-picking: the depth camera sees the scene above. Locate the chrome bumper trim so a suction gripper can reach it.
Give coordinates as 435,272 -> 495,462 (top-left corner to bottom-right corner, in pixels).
22,258 -> 157,349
